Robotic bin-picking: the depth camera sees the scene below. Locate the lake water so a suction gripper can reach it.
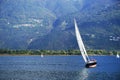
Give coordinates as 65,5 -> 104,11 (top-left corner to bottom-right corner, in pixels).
0,55 -> 120,80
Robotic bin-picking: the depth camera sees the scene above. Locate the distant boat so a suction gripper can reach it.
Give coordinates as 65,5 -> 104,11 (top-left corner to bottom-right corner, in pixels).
74,19 -> 97,68
116,54 -> 120,58
41,54 -> 44,58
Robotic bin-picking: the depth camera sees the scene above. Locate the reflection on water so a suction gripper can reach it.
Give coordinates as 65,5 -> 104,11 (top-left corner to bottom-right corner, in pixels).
0,55 -> 120,80
79,68 -> 89,80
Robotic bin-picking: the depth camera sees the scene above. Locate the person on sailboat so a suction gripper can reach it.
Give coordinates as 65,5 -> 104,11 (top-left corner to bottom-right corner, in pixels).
86,56 -> 90,62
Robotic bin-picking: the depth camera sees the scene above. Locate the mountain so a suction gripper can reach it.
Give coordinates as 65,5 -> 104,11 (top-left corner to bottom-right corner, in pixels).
0,0 -> 120,50
0,0 -> 83,49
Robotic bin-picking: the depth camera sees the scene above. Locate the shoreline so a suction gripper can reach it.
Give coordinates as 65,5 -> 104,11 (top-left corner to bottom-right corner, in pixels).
0,54 -> 115,56
0,49 -> 119,56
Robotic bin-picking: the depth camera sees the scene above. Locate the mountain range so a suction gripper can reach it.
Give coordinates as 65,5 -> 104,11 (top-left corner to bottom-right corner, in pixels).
0,0 -> 120,50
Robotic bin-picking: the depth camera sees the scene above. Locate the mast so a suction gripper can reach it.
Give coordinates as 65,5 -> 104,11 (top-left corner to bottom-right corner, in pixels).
74,19 -> 90,63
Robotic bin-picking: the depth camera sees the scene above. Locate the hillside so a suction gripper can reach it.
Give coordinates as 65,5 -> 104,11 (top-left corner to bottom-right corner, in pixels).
0,0 -> 120,50
28,0 -> 120,50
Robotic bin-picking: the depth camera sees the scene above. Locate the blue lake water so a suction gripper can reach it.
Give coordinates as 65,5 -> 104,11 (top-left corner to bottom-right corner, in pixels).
0,55 -> 120,80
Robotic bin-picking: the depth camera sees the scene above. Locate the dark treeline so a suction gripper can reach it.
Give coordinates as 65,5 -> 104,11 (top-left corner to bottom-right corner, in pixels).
0,49 -> 119,55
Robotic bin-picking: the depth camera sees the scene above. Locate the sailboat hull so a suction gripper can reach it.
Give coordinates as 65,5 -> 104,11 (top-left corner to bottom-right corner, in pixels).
85,60 -> 97,68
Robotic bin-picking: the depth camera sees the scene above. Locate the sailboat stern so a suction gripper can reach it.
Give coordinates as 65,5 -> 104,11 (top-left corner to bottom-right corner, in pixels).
85,60 -> 97,68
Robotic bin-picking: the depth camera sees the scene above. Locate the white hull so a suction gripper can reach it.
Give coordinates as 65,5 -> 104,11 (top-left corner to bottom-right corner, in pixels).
89,64 -> 97,68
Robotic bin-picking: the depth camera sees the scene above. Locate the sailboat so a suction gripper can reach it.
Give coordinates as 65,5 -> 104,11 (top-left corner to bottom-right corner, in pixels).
116,54 -> 120,58
41,54 -> 44,58
74,19 -> 97,68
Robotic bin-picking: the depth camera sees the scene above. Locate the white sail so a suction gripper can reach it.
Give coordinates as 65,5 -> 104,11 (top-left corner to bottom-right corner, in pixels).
41,54 -> 44,58
117,54 -> 120,58
74,19 -> 90,63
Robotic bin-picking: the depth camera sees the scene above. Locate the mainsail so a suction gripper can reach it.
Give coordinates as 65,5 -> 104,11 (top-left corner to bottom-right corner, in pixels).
74,19 -> 90,63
